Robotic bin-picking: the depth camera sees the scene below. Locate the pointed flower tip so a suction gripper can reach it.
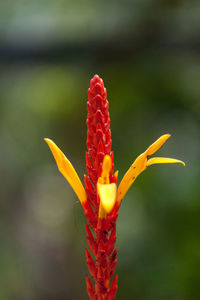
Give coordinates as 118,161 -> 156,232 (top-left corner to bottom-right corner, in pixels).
44,138 -> 52,142
146,157 -> 186,167
91,74 -> 101,84
146,133 -> 171,156
44,138 -> 54,149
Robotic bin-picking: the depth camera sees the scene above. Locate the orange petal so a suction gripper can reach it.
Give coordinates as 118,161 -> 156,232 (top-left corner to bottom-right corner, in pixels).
116,152 -> 147,205
44,138 -> 87,205
146,134 -> 171,156
101,155 -> 112,184
117,134 -> 185,206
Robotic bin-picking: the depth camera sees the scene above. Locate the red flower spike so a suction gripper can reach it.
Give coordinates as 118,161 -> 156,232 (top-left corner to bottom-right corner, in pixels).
45,75 -> 185,299
84,76 -> 119,298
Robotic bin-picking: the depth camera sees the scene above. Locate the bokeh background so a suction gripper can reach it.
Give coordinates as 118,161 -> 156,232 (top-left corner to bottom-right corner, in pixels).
0,0 -> 199,299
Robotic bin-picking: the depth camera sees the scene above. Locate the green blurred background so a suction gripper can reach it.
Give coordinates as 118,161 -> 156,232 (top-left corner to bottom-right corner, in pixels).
0,0 -> 199,299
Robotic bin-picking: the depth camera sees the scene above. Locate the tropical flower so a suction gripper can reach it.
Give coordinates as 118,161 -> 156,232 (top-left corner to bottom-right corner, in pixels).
44,75 -> 185,300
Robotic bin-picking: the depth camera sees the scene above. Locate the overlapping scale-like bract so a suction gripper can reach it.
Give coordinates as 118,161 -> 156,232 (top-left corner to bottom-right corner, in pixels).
85,75 -> 118,300
86,75 -> 114,185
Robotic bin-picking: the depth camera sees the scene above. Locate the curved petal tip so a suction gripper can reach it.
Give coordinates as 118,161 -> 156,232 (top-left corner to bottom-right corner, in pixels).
146,157 -> 185,167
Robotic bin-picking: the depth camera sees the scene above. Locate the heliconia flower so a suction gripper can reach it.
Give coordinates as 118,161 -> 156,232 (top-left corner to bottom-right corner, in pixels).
44,75 -> 185,300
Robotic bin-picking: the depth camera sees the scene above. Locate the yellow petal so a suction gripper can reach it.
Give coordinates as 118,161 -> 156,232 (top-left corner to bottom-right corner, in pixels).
117,134 -> 185,206
116,152 -> 147,205
147,157 -> 185,167
97,183 -> 117,218
44,138 -> 87,205
146,134 -> 171,156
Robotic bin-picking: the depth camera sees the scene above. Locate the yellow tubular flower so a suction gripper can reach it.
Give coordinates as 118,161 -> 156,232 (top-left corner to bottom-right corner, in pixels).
44,138 -> 87,205
97,155 -> 117,219
116,134 -> 185,206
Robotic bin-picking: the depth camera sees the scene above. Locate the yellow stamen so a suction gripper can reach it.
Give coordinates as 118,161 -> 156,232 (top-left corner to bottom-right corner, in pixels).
117,134 -> 185,205
97,155 -> 117,218
44,138 -> 87,205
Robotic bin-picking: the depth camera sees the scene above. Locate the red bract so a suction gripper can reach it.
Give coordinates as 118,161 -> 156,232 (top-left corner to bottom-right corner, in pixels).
84,75 -> 118,299
45,75 -> 185,300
